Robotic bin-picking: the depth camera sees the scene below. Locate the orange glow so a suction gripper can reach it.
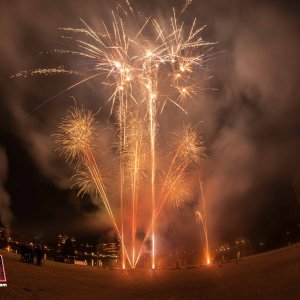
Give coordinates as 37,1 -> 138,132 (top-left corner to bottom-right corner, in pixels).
206,255 -> 211,265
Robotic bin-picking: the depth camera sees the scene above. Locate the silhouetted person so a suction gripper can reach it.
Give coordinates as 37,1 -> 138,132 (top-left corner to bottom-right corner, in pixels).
25,246 -> 30,263
20,244 -> 31,263
29,246 -> 34,264
20,243 -> 26,262
35,245 -> 43,266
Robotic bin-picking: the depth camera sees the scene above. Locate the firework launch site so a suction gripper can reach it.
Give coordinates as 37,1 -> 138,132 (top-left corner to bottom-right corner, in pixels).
1,243 -> 299,299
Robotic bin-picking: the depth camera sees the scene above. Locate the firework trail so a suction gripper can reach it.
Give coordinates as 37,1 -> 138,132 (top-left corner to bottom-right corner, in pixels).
196,176 -> 210,265
181,0 -> 193,14
54,106 -> 133,266
134,125 -> 207,266
16,0 -> 214,268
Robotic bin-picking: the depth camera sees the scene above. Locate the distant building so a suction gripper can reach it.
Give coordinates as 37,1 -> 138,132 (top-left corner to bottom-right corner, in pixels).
57,234 -> 76,253
0,228 -> 8,249
100,241 -> 120,258
0,228 -> 7,240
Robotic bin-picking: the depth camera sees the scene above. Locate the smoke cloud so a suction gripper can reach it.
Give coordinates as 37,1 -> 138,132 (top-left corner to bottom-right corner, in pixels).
0,147 -> 13,229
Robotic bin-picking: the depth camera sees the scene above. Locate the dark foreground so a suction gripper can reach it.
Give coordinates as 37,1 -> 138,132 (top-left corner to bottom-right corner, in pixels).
0,243 -> 299,299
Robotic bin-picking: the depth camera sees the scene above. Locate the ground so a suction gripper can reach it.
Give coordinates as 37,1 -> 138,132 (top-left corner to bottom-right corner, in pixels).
0,243 -> 299,299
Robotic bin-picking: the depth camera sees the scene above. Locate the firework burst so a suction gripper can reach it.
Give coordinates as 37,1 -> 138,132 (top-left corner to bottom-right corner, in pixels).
165,173 -> 193,208
55,106 -> 96,163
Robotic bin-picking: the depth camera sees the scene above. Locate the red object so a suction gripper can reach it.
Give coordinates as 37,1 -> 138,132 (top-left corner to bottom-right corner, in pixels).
0,255 -> 7,282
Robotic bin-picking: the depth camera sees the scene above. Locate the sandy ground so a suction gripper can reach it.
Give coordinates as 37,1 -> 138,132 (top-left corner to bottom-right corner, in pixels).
0,243 -> 299,300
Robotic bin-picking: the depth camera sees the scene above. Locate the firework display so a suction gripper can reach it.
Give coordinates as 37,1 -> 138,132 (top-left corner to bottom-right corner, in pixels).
20,1 -> 213,269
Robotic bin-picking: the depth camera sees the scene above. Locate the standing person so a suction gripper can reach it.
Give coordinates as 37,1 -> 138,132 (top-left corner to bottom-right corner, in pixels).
20,243 -> 25,262
29,246 -> 34,264
35,245 -> 43,266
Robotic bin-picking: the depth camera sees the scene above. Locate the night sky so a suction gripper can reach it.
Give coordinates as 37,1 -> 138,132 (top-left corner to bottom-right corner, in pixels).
0,0 -> 299,247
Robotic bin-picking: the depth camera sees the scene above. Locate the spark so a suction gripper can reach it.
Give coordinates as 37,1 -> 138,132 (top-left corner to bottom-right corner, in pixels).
181,0 -> 193,14
165,173 -> 193,208
174,125 -> 207,164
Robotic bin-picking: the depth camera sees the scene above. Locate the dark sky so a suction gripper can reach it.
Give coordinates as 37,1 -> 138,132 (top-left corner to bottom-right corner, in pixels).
0,0 -> 299,246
